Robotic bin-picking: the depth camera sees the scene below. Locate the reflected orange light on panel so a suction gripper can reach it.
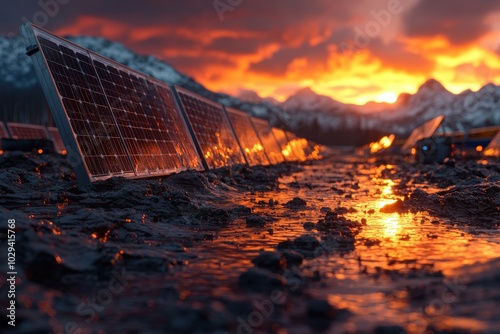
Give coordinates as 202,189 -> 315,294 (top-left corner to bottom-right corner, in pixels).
369,134 -> 395,154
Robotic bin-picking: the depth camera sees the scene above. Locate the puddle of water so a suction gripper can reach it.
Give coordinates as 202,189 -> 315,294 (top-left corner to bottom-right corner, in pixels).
165,157 -> 500,333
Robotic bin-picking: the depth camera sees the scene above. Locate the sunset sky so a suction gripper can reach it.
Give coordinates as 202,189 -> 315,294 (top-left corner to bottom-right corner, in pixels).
3,0 -> 500,105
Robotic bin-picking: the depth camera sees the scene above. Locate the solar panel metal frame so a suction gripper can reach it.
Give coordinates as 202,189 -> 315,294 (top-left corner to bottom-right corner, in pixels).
21,23 -> 203,186
0,121 -> 10,138
6,122 -> 50,140
250,117 -> 285,165
485,129 -> 500,157
401,115 -> 445,152
172,86 -> 247,170
224,107 -> 270,166
47,126 -> 67,154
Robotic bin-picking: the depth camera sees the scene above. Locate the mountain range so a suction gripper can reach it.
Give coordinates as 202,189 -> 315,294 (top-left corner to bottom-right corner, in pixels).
1,34 -> 499,146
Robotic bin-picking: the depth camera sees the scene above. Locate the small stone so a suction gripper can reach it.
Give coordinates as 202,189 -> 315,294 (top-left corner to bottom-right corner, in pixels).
238,268 -> 286,293
251,251 -> 286,272
303,222 -> 316,231
282,250 -> 304,267
246,215 -> 266,228
285,197 -> 307,209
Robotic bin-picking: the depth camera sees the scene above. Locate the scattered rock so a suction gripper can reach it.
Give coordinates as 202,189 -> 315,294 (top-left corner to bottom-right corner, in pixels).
380,199 -> 406,214
238,268 -> 287,293
251,251 -> 287,272
285,197 -> 307,209
246,215 -> 267,228
307,299 -> 336,331
282,250 -> 304,267
303,222 -> 316,231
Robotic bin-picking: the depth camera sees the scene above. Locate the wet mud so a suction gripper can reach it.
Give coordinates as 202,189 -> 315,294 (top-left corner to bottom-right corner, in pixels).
0,152 -> 499,334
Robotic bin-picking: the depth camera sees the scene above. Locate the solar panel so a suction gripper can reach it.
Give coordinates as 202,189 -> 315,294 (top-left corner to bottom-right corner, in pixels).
285,131 -> 308,161
21,23 -> 203,186
272,127 -> 298,162
484,130 -> 500,157
7,122 -> 50,140
401,115 -> 445,153
225,107 -> 270,166
47,126 -> 67,154
250,118 -> 285,165
173,86 -> 246,169
0,121 -> 9,138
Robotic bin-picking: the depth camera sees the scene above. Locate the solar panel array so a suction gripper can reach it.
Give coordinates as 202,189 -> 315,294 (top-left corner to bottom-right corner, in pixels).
251,118 -> 285,165
0,121 -> 9,138
21,23 -> 323,186
225,107 -> 269,166
401,115 -> 445,153
22,23 -> 203,185
7,122 -> 50,140
173,86 -> 246,169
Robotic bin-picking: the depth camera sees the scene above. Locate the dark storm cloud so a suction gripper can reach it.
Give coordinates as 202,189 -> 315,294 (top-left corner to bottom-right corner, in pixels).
368,39 -> 435,74
403,0 -> 500,45
248,29 -> 352,76
207,37 -> 262,55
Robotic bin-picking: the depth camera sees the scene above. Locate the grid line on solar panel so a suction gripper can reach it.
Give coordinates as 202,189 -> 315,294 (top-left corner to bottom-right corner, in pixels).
47,126 -> 67,154
7,122 -> 50,140
25,23 -> 203,184
0,121 -> 9,138
225,107 -> 270,166
250,118 -> 285,165
401,115 -> 445,152
174,86 -> 246,169
272,127 -> 298,162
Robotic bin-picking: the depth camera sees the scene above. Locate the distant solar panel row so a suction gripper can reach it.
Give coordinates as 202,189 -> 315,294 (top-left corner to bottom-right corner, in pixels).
21,23 -> 320,186
0,122 -> 66,154
401,115 -> 445,153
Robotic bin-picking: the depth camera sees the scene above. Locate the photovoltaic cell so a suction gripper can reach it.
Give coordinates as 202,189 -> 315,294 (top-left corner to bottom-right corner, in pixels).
225,107 -> 269,166
401,115 -> 445,152
484,130 -> 500,157
47,126 -> 67,154
7,122 -> 50,140
173,86 -> 246,169
250,118 -> 284,165
21,23 -> 203,185
0,121 -> 9,138
272,128 -> 298,162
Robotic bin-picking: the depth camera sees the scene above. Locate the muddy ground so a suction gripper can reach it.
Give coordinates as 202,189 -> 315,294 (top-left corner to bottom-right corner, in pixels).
0,152 -> 499,334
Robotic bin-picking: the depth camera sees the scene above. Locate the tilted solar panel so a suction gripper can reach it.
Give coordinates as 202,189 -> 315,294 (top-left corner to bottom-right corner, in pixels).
21,23 -> 203,185
272,127 -> 298,162
173,86 -> 246,169
484,130 -> 500,157
47,126 -> 67,154
225,107 -> 269,166
401,115 -> 445,153
285,131 -> 308,161
0,121 -> 9,138
7,122 -> 50,140
250,118 -> 284,165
